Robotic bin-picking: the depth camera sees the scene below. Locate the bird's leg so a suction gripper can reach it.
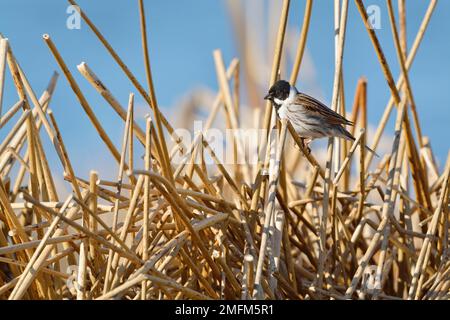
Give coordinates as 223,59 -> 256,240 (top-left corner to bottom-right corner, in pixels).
296,137 -> 311,155
303,138 -> 312,155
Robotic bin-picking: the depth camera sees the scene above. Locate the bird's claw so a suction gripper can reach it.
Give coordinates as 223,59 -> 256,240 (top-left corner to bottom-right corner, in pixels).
304,146 -> 311,155
297,138 -> 311,155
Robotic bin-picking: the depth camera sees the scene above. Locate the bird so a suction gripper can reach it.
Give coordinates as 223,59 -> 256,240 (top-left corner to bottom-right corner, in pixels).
264,80 -> 377,155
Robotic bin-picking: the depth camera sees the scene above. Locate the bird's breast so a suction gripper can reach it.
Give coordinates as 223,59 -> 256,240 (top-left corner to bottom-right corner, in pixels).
277,104 -> 289,119
279,103 -> 329,138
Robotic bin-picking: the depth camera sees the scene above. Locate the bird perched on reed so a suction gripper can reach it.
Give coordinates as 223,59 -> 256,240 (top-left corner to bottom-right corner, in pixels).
264,80 -> 376,155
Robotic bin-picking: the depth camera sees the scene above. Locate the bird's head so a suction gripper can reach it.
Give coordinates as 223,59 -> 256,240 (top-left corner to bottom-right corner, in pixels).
264,80 -> 291,107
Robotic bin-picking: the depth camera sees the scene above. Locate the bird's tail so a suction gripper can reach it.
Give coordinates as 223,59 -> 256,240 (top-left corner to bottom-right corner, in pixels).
362,143 -> 379,157
339,127 -> 379,157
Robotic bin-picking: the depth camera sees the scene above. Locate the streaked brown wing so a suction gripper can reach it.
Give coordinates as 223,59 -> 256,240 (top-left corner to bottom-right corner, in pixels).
293,92 -> 353,126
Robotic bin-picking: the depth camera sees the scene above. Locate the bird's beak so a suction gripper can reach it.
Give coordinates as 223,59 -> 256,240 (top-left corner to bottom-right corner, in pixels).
264,93 -> 272,100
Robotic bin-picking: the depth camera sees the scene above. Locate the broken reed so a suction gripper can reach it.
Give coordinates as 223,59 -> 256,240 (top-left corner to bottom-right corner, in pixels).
0,0 -> 448,300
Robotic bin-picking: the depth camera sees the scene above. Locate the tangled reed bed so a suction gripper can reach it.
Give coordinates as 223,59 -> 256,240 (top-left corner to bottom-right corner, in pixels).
0,0 -> 448,300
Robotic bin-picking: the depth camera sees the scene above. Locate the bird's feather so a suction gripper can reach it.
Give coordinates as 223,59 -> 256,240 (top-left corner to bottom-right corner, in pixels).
292,92 -> 353,126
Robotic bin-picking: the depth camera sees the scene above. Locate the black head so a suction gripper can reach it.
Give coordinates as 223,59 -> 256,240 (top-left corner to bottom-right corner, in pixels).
264,80 -> 291,104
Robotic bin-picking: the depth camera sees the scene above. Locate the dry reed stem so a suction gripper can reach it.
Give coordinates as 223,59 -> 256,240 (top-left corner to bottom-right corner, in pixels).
213,50 -> 251,183
289,0 -> 313,85
0,39 -> 8,116
333,129 -> 366,185
345,100 -> 407,298
355,0 -> 432,226
364,0 -> 437,169
253,119 -> 288,298
317,0 -> 349,293
251,0 -> 290,219
137,0 -> 172,182
386,0 -> 424,149
77,62 -> 146,145
8,195 -> 73,299
67,0 -> 185,173
0,72 -> 58,180
408,153 -> 450,299
0,100 -> 24,129
43,35 -> 126,168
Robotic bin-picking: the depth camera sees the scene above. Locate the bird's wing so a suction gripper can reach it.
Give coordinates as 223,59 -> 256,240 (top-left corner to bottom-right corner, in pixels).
292,92 -> 353,126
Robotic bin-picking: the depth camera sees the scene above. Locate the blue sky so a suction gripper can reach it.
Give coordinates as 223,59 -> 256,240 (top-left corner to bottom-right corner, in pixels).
0,0 -> 449,184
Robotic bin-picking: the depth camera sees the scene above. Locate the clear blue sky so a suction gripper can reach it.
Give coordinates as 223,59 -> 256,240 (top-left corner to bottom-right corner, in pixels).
0,0 -> 449,182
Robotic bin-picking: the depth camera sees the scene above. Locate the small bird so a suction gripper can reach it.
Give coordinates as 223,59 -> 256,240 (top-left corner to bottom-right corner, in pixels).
264,80 -> 377,155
